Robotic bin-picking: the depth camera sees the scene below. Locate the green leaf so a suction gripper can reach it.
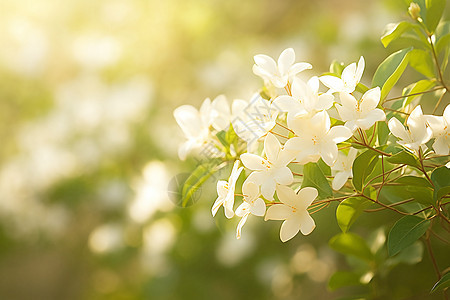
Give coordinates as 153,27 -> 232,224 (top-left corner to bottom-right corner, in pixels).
408,49 -> 436,78
381,21 -> 420,47
373,47 -> 413,100
377,121 -> 390,146
329,233 -> 374,262
330,60 -> 345,75
416,0 -> 446,34
181,162 -> 219,207
431,167 -> 450,202
328,271 -> 364,291
379,186 -> 429,215
386,150 -> 421,169
387,241 -> 424,266
396,175 -> 433,188
387,215 -> 430,256
431,271 -> 450,292
336,197 -> 373,233
401,79 -> 437,106
352,149 -> 379,192
435,21 -> 450,54
301,162 -> 333,199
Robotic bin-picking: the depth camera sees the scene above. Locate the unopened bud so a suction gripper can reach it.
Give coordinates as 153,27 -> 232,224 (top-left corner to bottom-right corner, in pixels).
408,2 -> 421,21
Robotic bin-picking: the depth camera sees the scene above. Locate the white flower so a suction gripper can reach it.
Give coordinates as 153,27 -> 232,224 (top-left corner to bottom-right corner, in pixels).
173,98 -> 213,160
232,93 -> 279,150
336,87 -> 386,132
253,48 -> 312,88
212,160 -> 243,218
331,148 -> 358,190
235,180 -> 266,239
240,133 -> 296,200
272,76 -> 334,122
320,56 -> 365,94
284,111 -> 353,166
210,95 -> 247,132
425,104 -> 450,155
388,105 -> 432,154
265,185 -> 318,242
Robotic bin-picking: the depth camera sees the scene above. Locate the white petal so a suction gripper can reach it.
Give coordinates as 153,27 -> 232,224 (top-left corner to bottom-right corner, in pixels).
298,213 -> 316,235
355,56 -> 365,84
254,54 -> 277,74
289,62 -> 313,76
443,105 -> 450,124
261,177 -> 276,200
273,167 -> 294,185
316,93 -> 335,111
360,87 -> 381,112
339,92 -> 358,112
357,109 -> 386,130
200,98 -> 212,126
275,184 -> 296,206
251,198 -> 266,216
211,95 -> 231,131
236,213 -> 249,239
173,105 -> 204,138
278,48 -> 295,75
242,179 -> 259,199
240,153 -> 266,171
332,171 -> 350,190
296,187 -> 318,208
280,218 -> 301,242
178,139 -> 196,161
320,141 -> 339,166
272,95 -> 304,114
341,62 -> 357,92
265,133 -> 281,163
329,125 -> 352,143
425,115 -> 445,135
236,202 -> 251,217
320,75 -> 345,92
433,137 -> 449,155
265,204 -> 292,221
388,118 -> 410,141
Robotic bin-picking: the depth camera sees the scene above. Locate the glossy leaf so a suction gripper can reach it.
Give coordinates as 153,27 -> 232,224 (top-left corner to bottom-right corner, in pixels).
401,79 -> 436,107
381,21 -> 419,48
329,233 -> 374,262
301,162 -> 333,199
336,197 -> 373,233
387,215 -> 430,256
396,175 -> 433,188
352,149 -> 379,192
328,271 -> 364,291
431,271 -> 450,292
373,47 -> 412,100
435,21 -> 450,54
409,49 -> 436,78
431,167 -> 450,202
386,150 -> 421,169
415,0 -> 446,34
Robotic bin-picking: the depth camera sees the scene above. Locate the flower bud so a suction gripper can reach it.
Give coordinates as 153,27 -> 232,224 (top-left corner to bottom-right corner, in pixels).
408,2 -> 421,20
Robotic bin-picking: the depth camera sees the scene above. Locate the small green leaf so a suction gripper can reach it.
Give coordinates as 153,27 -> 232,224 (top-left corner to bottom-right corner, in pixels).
381,21 -> 420,47
373,47 -> 413,100
352,149 -> 379,192
328,271 -> 364,291
386,150 -> 421,169
431,167 -> 450,202
401,79 -> 437,107
181,162 -> 219,207
329,233 -> 374,262
387,241 -> 424,266
435,21 -> 450,54
409,49 -> 436,78
416,0 -> 446,34
336,197 -> 373,233
387,215 -> 430,256
431,271 -> 450,292
301,162 -> 333,199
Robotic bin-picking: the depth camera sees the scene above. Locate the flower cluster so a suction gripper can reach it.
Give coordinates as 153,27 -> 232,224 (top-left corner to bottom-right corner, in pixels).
174,48 -> 450,242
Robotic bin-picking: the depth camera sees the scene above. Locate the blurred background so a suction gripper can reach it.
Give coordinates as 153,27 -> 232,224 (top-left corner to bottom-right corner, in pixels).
0,0 -> 448,299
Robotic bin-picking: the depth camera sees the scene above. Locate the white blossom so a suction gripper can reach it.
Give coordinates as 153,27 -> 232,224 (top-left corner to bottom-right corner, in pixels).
240,133 -> 296,200
212,160 -> 243,218
235,180 -> 266,239
336,87 -> 386,132
388,105 -> 432,154
425,104 -> 450,155
173,98 -> 213,160
265,185 -> 318,242
320,56 -> 365,94
284,111 -> 353,166
272,76 -> 334,122
253,48 -> 312,88
331,148 -> 358,190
